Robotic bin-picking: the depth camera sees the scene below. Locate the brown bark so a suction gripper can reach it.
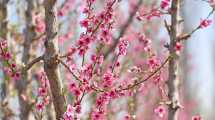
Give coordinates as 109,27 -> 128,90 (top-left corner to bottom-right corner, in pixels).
167,0 -> 181,120
128,92 -> 138,120
15,0 -> 36,119
0,0 -> 9,38
43,0 -> 65,119
46,103 -> 55,120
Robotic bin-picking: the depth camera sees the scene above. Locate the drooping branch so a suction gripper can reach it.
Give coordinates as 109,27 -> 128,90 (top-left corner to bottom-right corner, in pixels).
43,0 -> 65,119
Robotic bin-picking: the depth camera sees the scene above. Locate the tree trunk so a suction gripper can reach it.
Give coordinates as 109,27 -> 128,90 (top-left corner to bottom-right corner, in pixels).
167,0 -> 181,120
43,0 -> 65,119
16,0 -> 36,119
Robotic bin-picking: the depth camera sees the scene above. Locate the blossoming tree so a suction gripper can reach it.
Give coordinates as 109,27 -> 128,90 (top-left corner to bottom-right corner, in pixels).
0,0 -> 214,120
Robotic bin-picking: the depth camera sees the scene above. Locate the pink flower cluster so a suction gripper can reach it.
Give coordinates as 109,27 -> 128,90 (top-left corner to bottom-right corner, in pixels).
36,72 -> 50,111
76,0 -> 115,56
92,90 -> 124,120
138,33 -> 152,52
91,54 -> 104,65
175,42 -> 183,55
0,40 -> 20,80
102,71 -> 115,88
58,0 -> 75,17
160,0 -> 170,9
136,8 -> 163,21
118,38 -> 129,55
69,82 -> 83,97
63,104 -> 74,120
192,115 -> 202,120
147,56 -> 165,84
200,19 -> 212,28
154,105 -> 167,118
209,0 -> 215,6
65,82 -> 86,118
34,14 -> 45,33
77,34 -> 94,56
59,32 -> 73,44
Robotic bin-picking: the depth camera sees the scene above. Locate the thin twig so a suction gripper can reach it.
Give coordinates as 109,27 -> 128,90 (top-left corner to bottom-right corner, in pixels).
22,56 -> 44,72
32,32 -> 45,42
177,8 -> 214,41
119,55 -> 171,91
58,58 -> 104,92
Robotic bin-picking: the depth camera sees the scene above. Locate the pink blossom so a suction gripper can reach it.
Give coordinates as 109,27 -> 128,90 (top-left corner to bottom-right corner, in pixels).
91,54 -> 104,64
80,19 -> 89,28
200,19 -> 212,28
3,52 -> 11,60
43,96 -> 50,105
63,104 -> 74,120
39,87 -> 47,96
69,82 -> 77,90
147,57 -> 159,69
75,105 -> 81,114
175,42 -> 183,55
138,33 -> 152,51
103,71 -> 114,87
58,0 -> 75,17
35,15 -> 45,33
124,114 -> 131,120
0,40 -> 7,48
100,28 -> 111,44
154,105 -> 166,118
209,0 -> 215,6
192,115 -> 202,120
12,72 -> 20,80
137,9 -> 162,21
118,38 -> 129,55
36,102 -> 44,111
160,0 -> 170,9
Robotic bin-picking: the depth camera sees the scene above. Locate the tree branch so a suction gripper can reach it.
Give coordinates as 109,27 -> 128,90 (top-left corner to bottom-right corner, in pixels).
22,56 -> 43,72
120,55 -> 171,91
58,58 -> 104,92
104,0 -> 143,59
177,8 -> 214,41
